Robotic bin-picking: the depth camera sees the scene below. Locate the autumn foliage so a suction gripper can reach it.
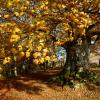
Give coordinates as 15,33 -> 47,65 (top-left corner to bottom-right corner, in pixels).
0,0 -> 99,80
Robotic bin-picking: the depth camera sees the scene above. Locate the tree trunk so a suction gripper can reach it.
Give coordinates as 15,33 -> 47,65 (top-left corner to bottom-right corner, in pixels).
58,42 -> 77,86
58,39 -> 90,86
61,43 -> 77,77
76,39 -> 90,67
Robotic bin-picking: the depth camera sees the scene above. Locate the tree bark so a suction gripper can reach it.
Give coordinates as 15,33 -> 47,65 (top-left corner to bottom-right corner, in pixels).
59,42 -> 77,80
58,39 -> 90,86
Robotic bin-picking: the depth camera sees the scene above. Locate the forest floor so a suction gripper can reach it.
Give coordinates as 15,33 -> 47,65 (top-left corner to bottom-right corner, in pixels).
0,69 -> 100,100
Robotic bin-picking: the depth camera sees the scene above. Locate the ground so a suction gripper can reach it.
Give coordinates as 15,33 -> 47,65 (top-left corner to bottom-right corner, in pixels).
0,70 -> 100,100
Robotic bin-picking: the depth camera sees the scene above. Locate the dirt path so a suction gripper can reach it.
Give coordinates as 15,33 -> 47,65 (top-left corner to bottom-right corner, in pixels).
0,70 -> 100,100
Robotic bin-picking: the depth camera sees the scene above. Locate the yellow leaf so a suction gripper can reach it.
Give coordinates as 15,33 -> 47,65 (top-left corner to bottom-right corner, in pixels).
18,45 -> 23,51
45,56 -> 50,61
19,52 -> 25,58
39,58 -> 44,63
4,14 -> 10,18
14,12 -> 20,16
37,46 -> 42,51
20,12 -> 24,16
33,59 -> 39,64
13,27 -> 21,33
3,57 -> 12,65
10,34 -> 20,42
26,51 -> 30,58
42,52 -> 46,57
26,1 -> 30,5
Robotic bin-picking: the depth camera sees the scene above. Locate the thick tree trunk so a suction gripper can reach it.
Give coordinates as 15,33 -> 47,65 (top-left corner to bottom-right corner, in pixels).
57,42 -> 77,86
58,39 -> 90,86
60,43 -> 77,78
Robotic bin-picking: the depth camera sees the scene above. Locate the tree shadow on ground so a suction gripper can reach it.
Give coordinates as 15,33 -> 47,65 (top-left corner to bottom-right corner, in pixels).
0,69 -> 60,99
0,69 -> 99,100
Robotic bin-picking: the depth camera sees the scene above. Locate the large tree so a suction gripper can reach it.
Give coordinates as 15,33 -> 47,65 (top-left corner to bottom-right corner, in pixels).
0,0 -> 100,85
